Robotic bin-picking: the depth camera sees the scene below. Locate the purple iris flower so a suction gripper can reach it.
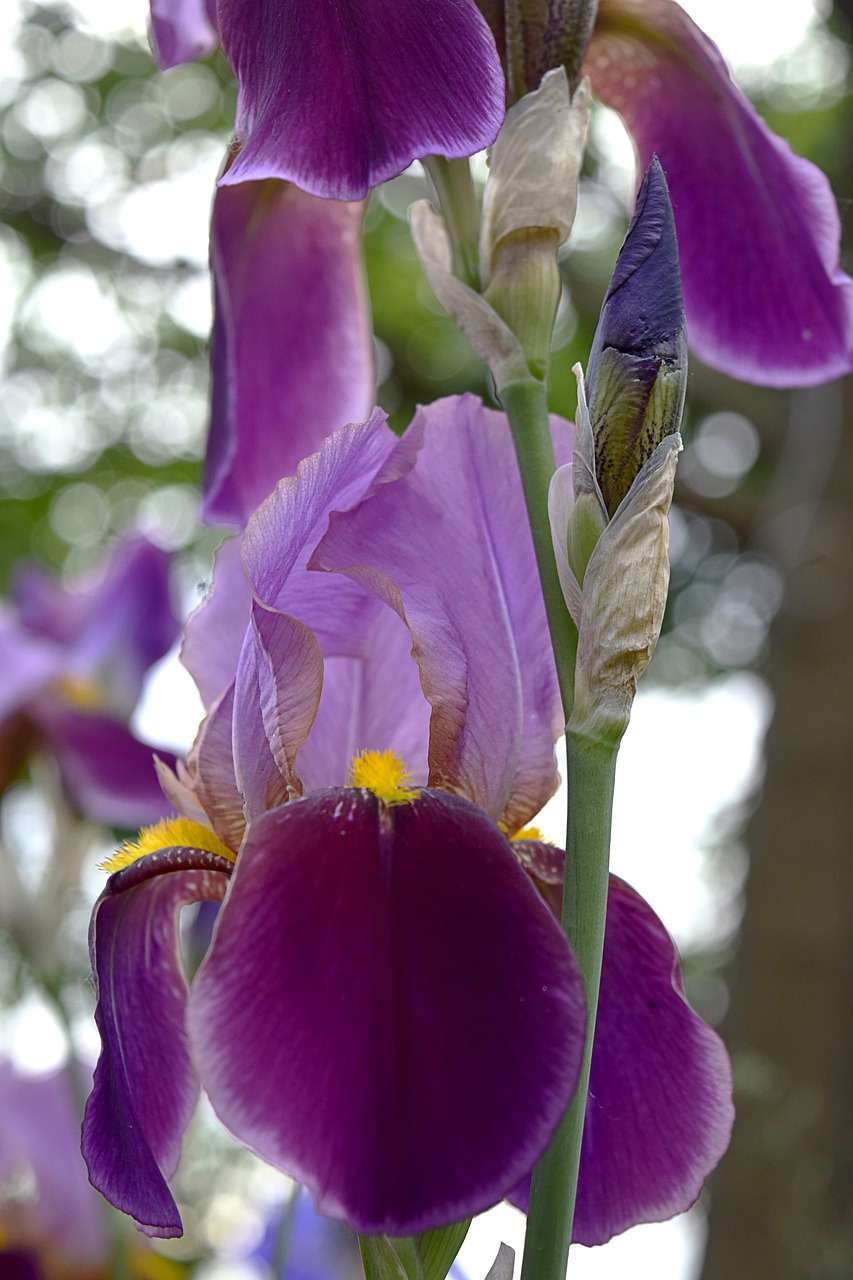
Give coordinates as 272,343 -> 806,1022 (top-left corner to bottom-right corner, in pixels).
205,172 -> 374,527
0,538 -> 178,827
149,0 -> 505,201
83,399 -> 731,1246
584,0 -> 853,386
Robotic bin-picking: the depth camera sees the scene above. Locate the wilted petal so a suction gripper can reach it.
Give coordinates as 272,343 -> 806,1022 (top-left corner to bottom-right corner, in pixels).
513,853 -> 733,1243
218,0 -> 505,199
34,706 -> 176,828
189,789 -> 585,1235
82,854 -> 230,1237
314,396 -> 569,830
587,0 -> 853,386
205,179 -> 374,526
149,0 -> 217,68
188,686 -> 247,850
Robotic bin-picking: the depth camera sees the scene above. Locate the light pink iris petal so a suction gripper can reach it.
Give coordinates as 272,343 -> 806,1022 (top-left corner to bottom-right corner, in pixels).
588,0 -> 853,386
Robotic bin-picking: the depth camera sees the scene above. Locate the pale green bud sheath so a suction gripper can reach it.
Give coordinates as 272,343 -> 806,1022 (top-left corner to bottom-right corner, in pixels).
521,158 -> 687,1280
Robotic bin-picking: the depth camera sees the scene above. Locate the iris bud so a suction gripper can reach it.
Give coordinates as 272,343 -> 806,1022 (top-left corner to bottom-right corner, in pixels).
586,156 -> 687,517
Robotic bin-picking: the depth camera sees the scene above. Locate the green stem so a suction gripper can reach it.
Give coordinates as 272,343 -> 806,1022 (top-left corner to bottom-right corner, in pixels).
422,156 -> 481,292
520,732 -> 617,1280
499,376 -> 577,717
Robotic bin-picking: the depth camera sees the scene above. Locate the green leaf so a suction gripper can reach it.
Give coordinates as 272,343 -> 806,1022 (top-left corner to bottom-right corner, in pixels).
359,1220 -> 471,1280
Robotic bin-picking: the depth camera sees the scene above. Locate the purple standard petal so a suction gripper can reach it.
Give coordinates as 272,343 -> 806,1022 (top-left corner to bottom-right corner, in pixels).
0,612 -> 61,724
188,789 -> 585,1235
182,536 -> 251,710
217,0 -> 505,199
33,706 -> 177,828
83,850 -> 231,1237
149,0 -> 218,68
314,396 -> 570,831
512,849 -> 733,1244
243,412 -> 419,613
205,178 -> 374,526
588,0 -> 853,386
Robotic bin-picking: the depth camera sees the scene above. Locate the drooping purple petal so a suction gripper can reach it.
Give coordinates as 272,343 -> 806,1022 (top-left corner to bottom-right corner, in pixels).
205,178 -> 374,527
314,396 -> 570,830
33,706 -> 176,828
82,853 -> 231,1237
188,789 -> 585,1235
587,0 -> 853,386
217,0 -> 506,200
148,0 -> 218,68
513,848 -> 733,1243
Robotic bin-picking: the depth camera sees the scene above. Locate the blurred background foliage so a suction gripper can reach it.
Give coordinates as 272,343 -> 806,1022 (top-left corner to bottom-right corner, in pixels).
1,0 -> 852,1276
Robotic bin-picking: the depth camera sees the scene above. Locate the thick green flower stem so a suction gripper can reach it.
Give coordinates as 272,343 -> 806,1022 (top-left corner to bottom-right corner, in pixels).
423,156 -> 482,292
520,732 -> 618,1280
499,376 -> 577,716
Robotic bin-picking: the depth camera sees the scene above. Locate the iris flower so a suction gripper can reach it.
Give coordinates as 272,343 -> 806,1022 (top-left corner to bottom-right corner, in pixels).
0,539 -> 178,827
83,399 -> 731,1245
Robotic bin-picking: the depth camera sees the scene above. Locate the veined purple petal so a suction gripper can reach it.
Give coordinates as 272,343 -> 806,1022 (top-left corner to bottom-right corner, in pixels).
232,603 -> 323,818
217,0 -> 505,200
149,0 -> 218,68
513,849 -> 733,1243
187,685 -> 247,850
243,412 -> 418,613
82,855 -> 230,1237
588,0 -> 853,386
314,396 -> 570,830
33,706 -> 176,828
188,789 -> 585,1235
205,179 -> 374,526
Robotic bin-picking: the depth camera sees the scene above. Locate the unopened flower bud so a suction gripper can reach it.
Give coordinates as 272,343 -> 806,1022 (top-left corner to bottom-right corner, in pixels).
586,157 -> 687,517
476,0 -> 600,100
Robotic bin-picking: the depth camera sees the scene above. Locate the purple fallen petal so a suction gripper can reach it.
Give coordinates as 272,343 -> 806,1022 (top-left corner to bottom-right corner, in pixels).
314,396 -> 570,830
33,706 -> 176,828
83,857 -> 230,1237
188,789 -> 585,1235
217,0 -> 505,199
149,0 -> 218,68
511,851 -> 733,1243
588,0 -> 853,386
204,179 -> 374,526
